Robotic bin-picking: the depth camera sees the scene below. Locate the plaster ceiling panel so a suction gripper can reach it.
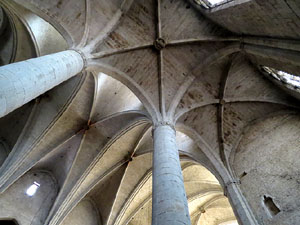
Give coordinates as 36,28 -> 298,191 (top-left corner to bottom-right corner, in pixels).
12,14 -> 37,62
86,0 -> 123,45
225,55 -> 295,105
188,193 -> 223,216
107,153 -> 152,225
0,6 -> 16,66
12,0 -> 86,45
163,43 -> 224,112
175,55 -> 228,119
183,164 -> 219,183
98,48 -> 160,112
42,120 -> 111,225
207,197 -> 232,210
160,0 -> 231,41
177,105 -> 219,157
74,123 -> 149,200
4,0 -> 68,56
61,199 -> 100,225
96,0 -> 155,52
48,122 -> 148,225
223,102 -> 289,156
87,164 -> 128,225
204,0 -> 300,39
200,201 -> 236,225
118,178 -> 152,225
177,131 -> 217,173
90,72 -> 143,123
133,127 -> 153,156
0,74 -> 88,192
0,101 -> 33,153
185,182 -> 222,199
191,213 -> 201,225
177,131 -> 200,156
128,199 -> 152,225
93,112 -> 149,142
16,73 -> 93,161
33,131 -> 85,189
11,74 -> 87,161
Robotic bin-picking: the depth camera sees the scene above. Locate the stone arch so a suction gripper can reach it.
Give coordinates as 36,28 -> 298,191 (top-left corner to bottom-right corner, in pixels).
87,60 -> 160,122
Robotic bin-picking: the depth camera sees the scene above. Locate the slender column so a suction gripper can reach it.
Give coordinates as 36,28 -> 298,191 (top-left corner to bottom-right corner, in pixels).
225,182 -> 259,225
0,50 -> 85,118
152,124 -> 191,225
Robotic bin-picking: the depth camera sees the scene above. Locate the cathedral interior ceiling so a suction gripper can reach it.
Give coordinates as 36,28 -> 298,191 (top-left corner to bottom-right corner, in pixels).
0,0 -> 299,225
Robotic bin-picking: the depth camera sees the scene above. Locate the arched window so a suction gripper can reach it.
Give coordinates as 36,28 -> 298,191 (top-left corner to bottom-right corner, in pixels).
262,66 -> 300,90
194,0 -> 233,9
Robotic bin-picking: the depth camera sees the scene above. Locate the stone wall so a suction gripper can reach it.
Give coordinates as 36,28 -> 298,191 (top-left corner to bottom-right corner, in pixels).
233,113 -> 300,225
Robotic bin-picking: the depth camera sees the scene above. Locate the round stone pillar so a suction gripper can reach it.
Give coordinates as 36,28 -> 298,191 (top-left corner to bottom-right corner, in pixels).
152,124 -> 191,225
0,50 -> 85,118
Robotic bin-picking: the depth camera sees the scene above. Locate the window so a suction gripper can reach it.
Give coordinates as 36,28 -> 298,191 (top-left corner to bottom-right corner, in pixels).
25,181 -> 40,196
263,195 -> 280,217
262,66 -> 300,90
194,0 -> 233,9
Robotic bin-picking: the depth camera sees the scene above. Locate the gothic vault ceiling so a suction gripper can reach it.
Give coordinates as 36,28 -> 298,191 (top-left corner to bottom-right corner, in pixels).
0,0 -> 299,225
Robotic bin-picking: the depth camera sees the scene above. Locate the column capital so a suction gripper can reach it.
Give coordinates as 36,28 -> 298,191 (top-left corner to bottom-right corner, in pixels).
70,48 -> 87,68
224,179 -> 240,197
152,121 -> 176,131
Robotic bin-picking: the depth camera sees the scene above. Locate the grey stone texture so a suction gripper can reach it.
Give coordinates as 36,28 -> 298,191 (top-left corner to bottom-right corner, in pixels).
152,125 -> 191,225
0,0 -> 299,225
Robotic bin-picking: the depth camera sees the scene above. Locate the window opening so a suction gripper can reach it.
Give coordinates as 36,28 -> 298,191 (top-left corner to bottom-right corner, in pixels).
25,181 -> 40,196
194,0 -> 233,9
262,66 -> 300,90
263,195 -> 280,217
239,171 -> 247,179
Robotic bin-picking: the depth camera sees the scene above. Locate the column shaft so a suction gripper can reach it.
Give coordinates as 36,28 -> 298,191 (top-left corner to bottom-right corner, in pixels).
152,125 -> 191,225
226,183 -> 259,225
0,50 -> 84,117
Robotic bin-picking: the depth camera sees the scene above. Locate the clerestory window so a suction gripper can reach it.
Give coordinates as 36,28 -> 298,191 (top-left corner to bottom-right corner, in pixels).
262,66 -> 300,90
194,0 -> 233,9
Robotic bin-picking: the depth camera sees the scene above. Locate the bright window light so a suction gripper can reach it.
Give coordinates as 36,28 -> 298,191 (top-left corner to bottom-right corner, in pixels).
194,0 -> 233,8
26,181 -> 40,196
208,0 -> 224,4
262,66 -> 300,89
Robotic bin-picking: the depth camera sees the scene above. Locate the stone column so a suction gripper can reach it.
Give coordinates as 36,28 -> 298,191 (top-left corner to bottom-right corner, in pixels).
152,124 -> 191,225
225,182 -> 259,225
0,50 -> 85,118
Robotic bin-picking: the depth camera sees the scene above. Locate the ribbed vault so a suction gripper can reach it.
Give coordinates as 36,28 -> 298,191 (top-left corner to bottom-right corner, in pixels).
0,0 -> 299,225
